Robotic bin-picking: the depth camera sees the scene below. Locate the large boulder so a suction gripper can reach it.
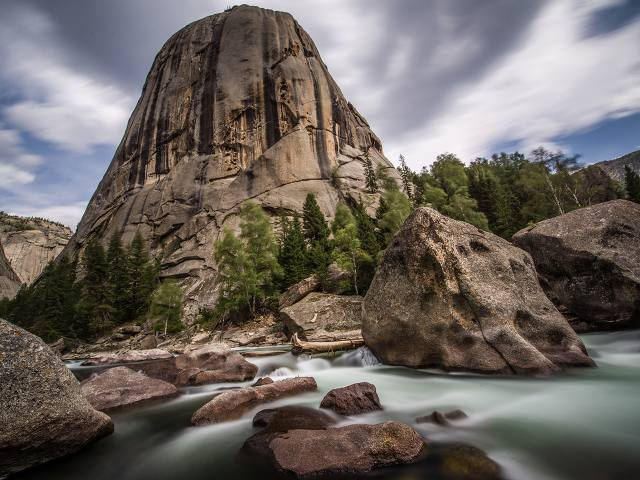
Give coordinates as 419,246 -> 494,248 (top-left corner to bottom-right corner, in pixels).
363,208 -> 594,375
175,344 -> 258,385
81,366 -> 178,411
513,200 -> 640,332
80,349 -> 178,383
191,377 -> 317,425
0,319 -> 113,477
280,292 -> 363,342
278,264 -> 350,309
320,382 -> 383,415
268,421 -> 426,478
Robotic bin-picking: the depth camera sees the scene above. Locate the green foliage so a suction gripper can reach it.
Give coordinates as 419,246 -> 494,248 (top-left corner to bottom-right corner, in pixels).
331,204 -> 371,295
625,164 -> 640,203
362,150 -> 379,193
378,188 -> 413,245
397,154 -> 413,199
302,193 -> 332,282
278,216 -> 308,287
149,280 -> 183,334
213,202 -> 281,322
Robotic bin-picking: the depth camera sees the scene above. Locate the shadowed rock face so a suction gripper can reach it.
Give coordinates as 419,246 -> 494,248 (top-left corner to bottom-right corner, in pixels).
513,200 -> 640,332
62,5 -> 398,317
0,243 -> 20,300
0,319 -> 113,477
362,208 -> 594,375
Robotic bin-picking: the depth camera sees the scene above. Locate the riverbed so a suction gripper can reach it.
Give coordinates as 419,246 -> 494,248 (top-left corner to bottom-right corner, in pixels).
17,330 -> 640,480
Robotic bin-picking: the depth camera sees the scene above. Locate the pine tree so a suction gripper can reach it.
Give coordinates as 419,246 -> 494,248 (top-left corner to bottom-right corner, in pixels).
126,232 -> 152,320
625,165 -> 640,203
214,228 -> 251,322
378,188 -> 413,245
78,238 -> 112,335
331,204 -> 371,295
279,217 -> 308,287
302,193 -> 332,280
398,154 -> 413,199
106,232 -> 129,324
149,280 -> 183,335
363,151 -> 378,193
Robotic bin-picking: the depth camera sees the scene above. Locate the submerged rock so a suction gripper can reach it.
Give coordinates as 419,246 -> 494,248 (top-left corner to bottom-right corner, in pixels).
320,382 -> 383,415
416,409 -> 468,426
191,377 -> 318,425
268,421 -> 426,478
81,366 -> 178,411
280,292 -> 363,342
174,344 -> 257,385
513,200 -> 640,332
363,207 -> 594,375
0,319 -> 113,477
424,443 -> 502,480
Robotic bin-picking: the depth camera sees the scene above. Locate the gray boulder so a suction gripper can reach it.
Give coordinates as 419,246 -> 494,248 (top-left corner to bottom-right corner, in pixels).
363,207 -> 594,375
513,200 -> 640,332
280,292 -> 363,342
320,382 -> 382,415
174,344 -> 257,385
81,366 -> 178,411
0,319 -> 113,477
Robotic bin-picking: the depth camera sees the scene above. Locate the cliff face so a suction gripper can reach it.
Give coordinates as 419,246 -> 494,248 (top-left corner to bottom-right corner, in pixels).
592,150 -> 640,183
0,214 -> 73,285
0,242 -> 20,300
63,5 -> 399,316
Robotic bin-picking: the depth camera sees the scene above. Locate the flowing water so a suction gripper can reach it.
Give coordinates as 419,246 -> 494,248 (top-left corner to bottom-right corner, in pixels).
17,330 -> 640,480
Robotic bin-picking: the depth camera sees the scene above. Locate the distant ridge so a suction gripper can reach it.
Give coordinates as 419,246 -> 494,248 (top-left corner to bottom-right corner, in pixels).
591,149 -> 640,183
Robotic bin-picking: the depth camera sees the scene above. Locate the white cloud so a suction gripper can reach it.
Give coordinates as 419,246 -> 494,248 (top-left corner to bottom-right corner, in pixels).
0,5 -> 134,152
382,0 -> 640,168
0,128 -> 41,188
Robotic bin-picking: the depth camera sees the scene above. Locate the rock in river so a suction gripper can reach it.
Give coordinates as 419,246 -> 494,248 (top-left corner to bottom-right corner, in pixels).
362,207 -> 594,375
268,421 -> 426,478
0,319 -> 113,477
81,366 -> 178,412
513,199 -> 640,332
320,382 -> 383,415
191,377 -> 317,425
175,344 -> 257,386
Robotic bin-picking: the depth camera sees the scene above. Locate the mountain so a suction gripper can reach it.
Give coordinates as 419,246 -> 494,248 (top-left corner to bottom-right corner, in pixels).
591,149 -> 640,183
0,241 -> 20,300
61,5 -> 399,316
0,213 -> 73,285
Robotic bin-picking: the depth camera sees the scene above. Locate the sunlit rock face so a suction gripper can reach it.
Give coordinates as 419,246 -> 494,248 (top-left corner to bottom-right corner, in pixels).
0,242 -> 20,300
62,5 -> 398,317
0,214 -> 72,285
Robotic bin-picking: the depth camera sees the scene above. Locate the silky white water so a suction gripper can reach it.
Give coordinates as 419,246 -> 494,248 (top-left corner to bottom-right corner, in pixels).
18,330 -> 640,480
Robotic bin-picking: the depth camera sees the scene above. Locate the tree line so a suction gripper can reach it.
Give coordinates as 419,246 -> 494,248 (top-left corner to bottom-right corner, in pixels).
0,232 -> 182,342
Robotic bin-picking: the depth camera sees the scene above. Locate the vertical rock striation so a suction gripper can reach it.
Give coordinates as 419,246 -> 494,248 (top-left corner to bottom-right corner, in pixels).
0,242 -> 20,300
61,5 -> 398,316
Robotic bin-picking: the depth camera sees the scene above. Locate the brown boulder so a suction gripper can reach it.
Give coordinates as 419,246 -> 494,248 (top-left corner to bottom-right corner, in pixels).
320,382 -> 382,415
363,207 -> 594,375
513,200 -> 640,332
268,421 -> 426,478
81,366 -> 178,411
278,264 -> 350,309
191,377 -> 318,425
174,344 -> 257,385
0,319 -> 113,477
280,292 -> 363,342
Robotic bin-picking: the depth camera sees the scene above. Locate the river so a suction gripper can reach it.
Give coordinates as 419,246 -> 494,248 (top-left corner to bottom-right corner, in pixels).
17,330 -> 640,480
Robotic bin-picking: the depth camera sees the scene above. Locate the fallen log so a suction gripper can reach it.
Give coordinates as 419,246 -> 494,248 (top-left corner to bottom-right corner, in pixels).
291,333 -> 365,355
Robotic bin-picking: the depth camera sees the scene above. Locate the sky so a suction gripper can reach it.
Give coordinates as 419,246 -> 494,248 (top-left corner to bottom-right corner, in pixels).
0,0 -> 639,229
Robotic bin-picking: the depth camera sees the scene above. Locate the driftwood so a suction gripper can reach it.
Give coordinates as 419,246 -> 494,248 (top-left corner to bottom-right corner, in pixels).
291,333 -> 365,355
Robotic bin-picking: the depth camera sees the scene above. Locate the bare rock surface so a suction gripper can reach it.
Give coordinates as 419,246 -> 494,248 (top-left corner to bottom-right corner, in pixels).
0,242 -> 20,300
0,319 -> 113,477
81,348 -> 173,365
59,5 -> 399,318
278,264 -> 350,309
191,376 -> 317,425
0,213 -> 72,285
363,207 -> 594,375
174,344 -> 257,385
280,292 -> 363,341
268,421 -> 426,478
320,382 -> 382,415
513,200 -> 640,332
81,366 -> 178,411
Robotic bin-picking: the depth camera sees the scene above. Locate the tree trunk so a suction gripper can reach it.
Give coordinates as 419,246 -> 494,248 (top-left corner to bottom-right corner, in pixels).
291,332 -> 365,355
